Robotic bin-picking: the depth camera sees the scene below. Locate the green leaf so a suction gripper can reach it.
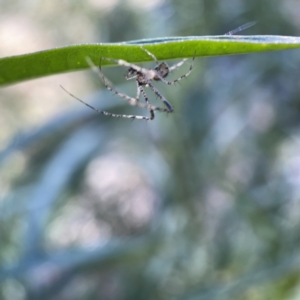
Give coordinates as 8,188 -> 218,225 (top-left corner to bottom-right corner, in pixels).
1,35 -> 300,86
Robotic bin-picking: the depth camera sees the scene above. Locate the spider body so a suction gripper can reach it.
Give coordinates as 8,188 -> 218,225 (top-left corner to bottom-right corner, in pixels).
126,62 -> 169,84
131,62 -> 170,82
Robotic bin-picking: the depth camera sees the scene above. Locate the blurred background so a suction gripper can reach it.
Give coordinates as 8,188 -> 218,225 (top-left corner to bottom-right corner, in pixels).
1,0 -> 300,299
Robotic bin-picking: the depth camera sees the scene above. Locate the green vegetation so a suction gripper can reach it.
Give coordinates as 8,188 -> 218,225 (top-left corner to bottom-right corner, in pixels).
1,35 -> 300,85
1,1 -> 300,300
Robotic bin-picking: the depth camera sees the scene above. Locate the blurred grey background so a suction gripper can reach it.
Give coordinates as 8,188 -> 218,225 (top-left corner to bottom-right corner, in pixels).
1,0 -> 300,299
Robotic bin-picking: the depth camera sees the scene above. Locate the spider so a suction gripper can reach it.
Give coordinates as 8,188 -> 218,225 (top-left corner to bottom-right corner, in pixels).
61,47 -> 195,121
61,22 -> 256,120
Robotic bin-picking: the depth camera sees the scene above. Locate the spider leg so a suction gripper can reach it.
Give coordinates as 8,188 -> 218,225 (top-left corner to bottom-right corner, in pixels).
135,80 -> 141,101
60,85 -> 152,120
138,83 -> 155,120
125,74 -> 137,80
169,59 -> 188,72
140,47 -> 159,65
85,57 -> 114,86
99,57 -> 151,77
147,81 -> 173,113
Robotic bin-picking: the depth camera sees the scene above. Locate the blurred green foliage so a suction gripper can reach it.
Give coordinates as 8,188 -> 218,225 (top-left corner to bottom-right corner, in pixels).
1,0 -> 300,300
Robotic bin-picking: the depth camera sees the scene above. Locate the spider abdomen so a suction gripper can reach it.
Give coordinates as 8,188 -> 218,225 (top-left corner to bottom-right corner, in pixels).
154,62 -> 169,80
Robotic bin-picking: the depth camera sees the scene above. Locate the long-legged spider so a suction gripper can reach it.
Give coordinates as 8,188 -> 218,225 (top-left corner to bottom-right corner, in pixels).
61,47 -> 195,121
61,22 -> 256,120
